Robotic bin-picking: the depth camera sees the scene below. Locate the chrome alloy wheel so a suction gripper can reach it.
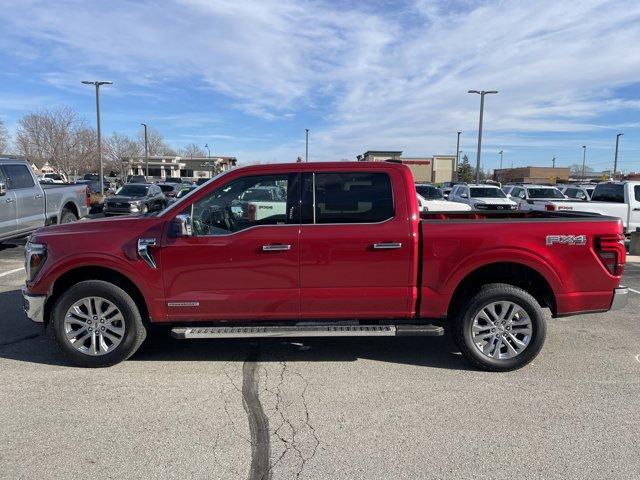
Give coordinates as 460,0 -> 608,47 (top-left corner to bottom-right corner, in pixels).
63,297 -> 126,356
471,301 -> 533,360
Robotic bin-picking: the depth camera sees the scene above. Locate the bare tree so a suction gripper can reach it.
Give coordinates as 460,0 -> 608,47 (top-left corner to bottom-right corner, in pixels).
0,119 -> 10,154
105,132 -> 140,176
136,127 -> 175,156
179,143 -> 206,158
14,107 -> 98,177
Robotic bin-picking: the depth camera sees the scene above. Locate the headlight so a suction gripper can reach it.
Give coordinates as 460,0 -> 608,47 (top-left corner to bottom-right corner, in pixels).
509,204 -> 517,210
25,242 -> 47,282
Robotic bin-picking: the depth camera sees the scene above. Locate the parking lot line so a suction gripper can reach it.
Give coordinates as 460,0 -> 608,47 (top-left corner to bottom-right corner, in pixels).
628,288 -> 640,295
0,267 -> 24,278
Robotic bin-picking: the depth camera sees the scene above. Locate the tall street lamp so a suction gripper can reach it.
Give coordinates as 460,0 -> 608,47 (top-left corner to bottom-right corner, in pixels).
498,150 -> 504,170
581,145 -> 587,181
468,90 -> 498,183
614,133 -> 623,178
552,156 -> 556,168
204,144 -> 212,176
305,129 -> 309,162
82,80 -> 112,195
140,123 -> 149,178
455,131 -> 461,180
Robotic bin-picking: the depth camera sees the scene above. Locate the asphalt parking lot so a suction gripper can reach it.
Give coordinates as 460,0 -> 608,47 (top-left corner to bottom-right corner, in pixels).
0,239 -> 638,480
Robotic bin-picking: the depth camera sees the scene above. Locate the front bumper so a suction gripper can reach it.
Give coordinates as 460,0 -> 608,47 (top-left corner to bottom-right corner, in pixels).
610,287 -> 629,311
22,287 -> 47,323
104,206 -> 140,215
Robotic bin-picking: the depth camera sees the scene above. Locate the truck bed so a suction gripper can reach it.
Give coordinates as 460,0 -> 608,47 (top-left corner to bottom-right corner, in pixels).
418,210 -> 624,318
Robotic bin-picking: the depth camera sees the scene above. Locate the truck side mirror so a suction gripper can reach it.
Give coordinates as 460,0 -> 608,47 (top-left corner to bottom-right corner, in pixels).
0,182 -> 5,196
460,193 -> 468,198
173,214 -> 193,237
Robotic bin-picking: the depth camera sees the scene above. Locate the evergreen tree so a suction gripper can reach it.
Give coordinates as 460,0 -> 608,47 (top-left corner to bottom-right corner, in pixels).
457,154 -> 474,182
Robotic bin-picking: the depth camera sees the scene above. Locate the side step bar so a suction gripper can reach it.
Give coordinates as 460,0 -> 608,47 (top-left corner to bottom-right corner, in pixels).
171,324 -> 444,339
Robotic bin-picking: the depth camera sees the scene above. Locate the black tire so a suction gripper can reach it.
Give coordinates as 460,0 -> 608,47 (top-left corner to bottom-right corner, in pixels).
60,208 -> 78,224
50,280 -> 147,367
453,283 -> 546,372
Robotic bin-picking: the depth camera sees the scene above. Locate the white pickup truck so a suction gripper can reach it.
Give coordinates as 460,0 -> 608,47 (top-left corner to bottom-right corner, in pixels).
538,181 -> 640,234
0,158 -> 89,242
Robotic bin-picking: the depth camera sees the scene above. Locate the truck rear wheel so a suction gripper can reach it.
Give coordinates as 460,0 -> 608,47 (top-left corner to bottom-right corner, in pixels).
60,208 -> 78,224
50,280 -> 147,367
454,283 -> 546,372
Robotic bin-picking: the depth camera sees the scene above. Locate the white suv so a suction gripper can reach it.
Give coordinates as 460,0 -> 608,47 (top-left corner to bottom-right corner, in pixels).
449,184 -> 517,210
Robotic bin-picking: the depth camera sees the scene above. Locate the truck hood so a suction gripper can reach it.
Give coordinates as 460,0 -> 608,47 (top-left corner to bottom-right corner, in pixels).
31,216 -> 164,243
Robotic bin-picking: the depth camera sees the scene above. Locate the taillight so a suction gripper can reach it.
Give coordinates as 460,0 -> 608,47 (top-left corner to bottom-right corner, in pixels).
247,203 -> 256,221
595,234 -> 626,276
85,186 -> 91,207
545,204 -> 556,211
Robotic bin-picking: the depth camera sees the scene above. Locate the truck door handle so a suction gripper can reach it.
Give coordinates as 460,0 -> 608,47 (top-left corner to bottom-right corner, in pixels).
633,208 -> 640,211
5,198 -> 15,203
373,242 -> 402,250
34,194 -> 43,199
262,244 -> 291,252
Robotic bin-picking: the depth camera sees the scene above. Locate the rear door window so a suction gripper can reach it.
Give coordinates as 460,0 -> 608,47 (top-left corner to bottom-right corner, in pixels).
311,172 -> 394,224
1,164 -> 35,189
591,184 -> 624,203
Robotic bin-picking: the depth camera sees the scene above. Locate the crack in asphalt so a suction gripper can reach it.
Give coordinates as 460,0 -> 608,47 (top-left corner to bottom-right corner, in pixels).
264,350 -> 321,480
243,348 -> 271,480
0,333 -> 39,347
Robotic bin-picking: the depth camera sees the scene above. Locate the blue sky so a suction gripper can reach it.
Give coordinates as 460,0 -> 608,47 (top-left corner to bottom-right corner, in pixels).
0,0 -> 639,171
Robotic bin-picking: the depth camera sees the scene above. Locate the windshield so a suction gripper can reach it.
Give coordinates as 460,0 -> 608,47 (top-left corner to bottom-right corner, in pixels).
470,187 -> 506,198
528,188 -> 565,199
177,187 -> 196,198
158,169 -> 230,216
591,183 -> 624,203
115,185 -> 149,197
159,184 -> 176,193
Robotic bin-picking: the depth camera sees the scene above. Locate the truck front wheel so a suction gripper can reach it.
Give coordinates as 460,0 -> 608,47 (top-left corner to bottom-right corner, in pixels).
60,208 -> 78,224
454,283 -> 546,372
50,280 -> 147,367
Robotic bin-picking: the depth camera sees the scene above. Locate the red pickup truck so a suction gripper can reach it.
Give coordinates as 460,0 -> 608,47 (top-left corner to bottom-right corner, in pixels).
22,162 -> 628,371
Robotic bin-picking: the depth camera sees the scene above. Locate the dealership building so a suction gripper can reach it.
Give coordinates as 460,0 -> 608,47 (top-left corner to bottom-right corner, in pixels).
123,155 -> 237,181
493,166 -> 570,184
357,150 -> 456,183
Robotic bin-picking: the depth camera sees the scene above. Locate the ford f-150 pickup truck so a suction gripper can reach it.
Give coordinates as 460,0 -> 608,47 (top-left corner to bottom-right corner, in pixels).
22,162 -> 627,371
1,158 -> 89,242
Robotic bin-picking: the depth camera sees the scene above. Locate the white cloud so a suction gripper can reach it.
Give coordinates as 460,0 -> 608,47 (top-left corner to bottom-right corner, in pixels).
1,0 -> 639,163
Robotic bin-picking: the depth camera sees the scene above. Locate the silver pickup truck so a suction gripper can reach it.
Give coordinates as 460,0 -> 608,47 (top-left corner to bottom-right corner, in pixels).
0,158 -> 89,242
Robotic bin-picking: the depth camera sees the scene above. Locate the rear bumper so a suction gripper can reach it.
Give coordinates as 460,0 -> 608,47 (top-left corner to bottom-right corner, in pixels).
610,286 -> 628,311
22,287 -> 46,323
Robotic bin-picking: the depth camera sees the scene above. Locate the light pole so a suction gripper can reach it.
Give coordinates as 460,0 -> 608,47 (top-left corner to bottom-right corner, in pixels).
140,123 -> 149,178
305,129 -> 309,162
82,80 -> 112,195
468,90 -> 498,184
455,131 -> 461,180
581,146 -> 587,181
614,133 -> 623,179
552,156 -> 556,168
204,144 -> 213,177
498,150 -> 504,170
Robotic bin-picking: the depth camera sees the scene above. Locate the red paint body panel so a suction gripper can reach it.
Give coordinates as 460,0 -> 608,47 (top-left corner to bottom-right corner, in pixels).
26,161 -> 624,325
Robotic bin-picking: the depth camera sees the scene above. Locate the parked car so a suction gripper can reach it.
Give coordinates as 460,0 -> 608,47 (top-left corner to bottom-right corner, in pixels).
157,182 -> 182,199
163,177 -> 183,184
23,161 -> 627,371
441,181 -> 465,199
103,183 -> 166,216
449,184 -> 518,210
196,178 -> 210,186
415,184 -> 444,200
508,185 -> 567,210
0,158 -> 89,242
82,173 -> 111,191
127,175 -> 147,184
416,193 -> 472,212
558,184 -> 595,201
168,185 -> 198,205
75,179 -> 109,212
542,181 -> 640,234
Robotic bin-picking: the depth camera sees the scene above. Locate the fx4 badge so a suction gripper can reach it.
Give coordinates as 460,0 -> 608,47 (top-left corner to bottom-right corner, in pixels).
546,235 -> 587,246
